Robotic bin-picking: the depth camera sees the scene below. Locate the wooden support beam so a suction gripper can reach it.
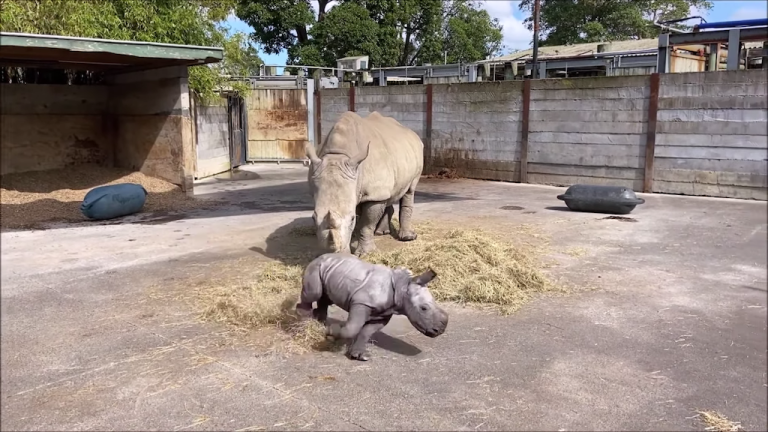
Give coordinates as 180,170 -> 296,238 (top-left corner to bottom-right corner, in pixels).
519,79 -> 531,183
643,73 -> 660,193
425,84 -> 433,172
316,87 -> 322,145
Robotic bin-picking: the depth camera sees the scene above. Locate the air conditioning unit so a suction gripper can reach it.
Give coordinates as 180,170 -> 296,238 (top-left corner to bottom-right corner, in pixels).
336,56 -> 370,71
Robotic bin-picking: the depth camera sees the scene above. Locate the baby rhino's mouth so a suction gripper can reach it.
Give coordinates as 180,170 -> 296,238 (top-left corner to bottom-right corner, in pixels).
423,327 -> 443,338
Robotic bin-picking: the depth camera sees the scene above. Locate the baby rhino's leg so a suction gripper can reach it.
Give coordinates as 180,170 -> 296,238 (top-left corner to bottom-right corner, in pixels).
296,259 -> 323,318
326,304 -> 370,341
348,315 -> 392,361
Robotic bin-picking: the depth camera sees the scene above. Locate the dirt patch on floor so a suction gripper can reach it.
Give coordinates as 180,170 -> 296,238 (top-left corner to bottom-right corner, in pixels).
1,165 -> 221,230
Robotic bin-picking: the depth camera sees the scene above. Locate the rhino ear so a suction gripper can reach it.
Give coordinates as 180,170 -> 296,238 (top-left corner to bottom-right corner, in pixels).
412,268 -> 437,286
348,140 -> 370,168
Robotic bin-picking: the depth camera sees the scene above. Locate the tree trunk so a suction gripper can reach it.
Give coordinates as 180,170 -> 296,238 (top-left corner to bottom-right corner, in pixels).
296,25 -> 309,43
318,0 -> 330,21
401,25 -> 413,66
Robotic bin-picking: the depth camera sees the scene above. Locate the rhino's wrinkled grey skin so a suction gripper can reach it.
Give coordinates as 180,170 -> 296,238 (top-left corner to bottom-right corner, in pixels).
296,253 -> 449,361
306,111 -> 423,256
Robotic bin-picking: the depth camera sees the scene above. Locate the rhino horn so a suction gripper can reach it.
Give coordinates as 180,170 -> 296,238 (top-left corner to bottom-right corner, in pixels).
348,141 -> 371,168
305,142 -> 322,165
412,268 -> 437,286
325,211 -> 342,229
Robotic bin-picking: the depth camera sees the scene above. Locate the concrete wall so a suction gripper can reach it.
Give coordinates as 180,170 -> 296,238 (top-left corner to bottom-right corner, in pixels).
193,96 -> 230,179
108,66 -> 195,190
355,86 -> 428,140
654,70 -> 767,200
0,84 -> 111,175
528,76 -> 650,190
317,69 -> 768,200
431,81 -> 523,181
319,88 -> 349,144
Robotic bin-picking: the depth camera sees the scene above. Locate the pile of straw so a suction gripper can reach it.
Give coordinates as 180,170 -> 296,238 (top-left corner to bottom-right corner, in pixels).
194,221 -> 558,352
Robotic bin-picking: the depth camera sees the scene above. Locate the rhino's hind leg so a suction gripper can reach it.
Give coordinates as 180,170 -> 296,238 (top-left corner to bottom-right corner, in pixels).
354,202 -> 386,256
312,294 -> 332,323
348,315 -> 392,361
296,258 -> 323,319
374,205 -> 395,236
397,184 -> 418,242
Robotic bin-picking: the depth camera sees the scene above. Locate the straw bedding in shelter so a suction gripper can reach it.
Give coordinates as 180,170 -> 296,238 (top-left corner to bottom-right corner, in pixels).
1,164 -> 218,229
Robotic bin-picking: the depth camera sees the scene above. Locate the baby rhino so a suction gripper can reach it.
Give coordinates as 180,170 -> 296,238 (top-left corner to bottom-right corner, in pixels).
296,253 -> 449,361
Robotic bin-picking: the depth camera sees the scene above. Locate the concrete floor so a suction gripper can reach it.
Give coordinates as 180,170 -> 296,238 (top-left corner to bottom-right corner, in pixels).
1,163 -> 766,431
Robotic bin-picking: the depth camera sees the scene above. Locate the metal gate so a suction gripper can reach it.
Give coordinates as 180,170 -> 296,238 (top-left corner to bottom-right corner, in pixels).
244,76 -> 314,162
227,94 -> 247,168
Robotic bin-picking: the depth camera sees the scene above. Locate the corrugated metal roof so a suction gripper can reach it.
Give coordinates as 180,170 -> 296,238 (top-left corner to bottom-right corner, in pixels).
491,38 -> 659,62
0,31 -> 223,71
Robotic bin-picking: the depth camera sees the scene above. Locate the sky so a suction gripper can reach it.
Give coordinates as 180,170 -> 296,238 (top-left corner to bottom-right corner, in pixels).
225,0 -> 768,71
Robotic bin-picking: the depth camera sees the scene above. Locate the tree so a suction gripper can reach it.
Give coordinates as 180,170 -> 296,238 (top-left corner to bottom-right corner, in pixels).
235,0 -> 504,68
0,0 -> 262,100
444,3 -> 503,64
518,0 -> 713,46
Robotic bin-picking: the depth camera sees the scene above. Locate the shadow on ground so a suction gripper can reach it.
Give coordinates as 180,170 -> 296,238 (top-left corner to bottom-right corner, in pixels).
248,216 -> 422,358
4,175 -> 476,232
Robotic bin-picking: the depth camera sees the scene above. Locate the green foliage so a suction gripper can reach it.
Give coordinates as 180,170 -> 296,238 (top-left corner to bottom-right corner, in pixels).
518,0 -> 713,46
235,0 -> 504,68
0,0 -> 262,100
444,3 -> 503,64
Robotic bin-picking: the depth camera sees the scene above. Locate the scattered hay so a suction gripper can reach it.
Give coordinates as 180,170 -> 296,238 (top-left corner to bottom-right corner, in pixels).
191,222 -> 558,353
366,223 -> 559,314
564,247 -> 588,258
195,262 -> 343,353
695,411 -> 744,432
0,164 -> 218,230
288,224 -> 316,237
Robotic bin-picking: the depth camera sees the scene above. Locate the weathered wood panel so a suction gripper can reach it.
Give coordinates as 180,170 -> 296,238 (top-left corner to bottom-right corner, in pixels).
0,84 -> 111,175
314,70 -> 767,201
194,98 -> 230,179
430,82 -> 523,179
527,75 -> 651,188
246,88 -> 308,160
654,70 -> 768,199
110,67 -> 193,188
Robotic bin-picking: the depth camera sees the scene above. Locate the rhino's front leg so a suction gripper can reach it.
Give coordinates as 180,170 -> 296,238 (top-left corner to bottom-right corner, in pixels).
348,315 -> 392,361
326,304 -> 370,340
355,202 -> 386,256
374,205 -> 395,236
398,185 -> 418,242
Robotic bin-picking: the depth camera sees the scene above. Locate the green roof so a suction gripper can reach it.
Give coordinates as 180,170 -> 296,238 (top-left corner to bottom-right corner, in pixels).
0,32 -> 223,72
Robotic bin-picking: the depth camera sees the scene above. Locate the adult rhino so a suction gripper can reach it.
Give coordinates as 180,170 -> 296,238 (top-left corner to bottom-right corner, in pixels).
306,111 -> 423,256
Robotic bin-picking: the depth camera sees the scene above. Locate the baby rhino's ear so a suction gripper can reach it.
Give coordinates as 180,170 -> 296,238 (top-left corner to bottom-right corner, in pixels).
412,268 -> 437,286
